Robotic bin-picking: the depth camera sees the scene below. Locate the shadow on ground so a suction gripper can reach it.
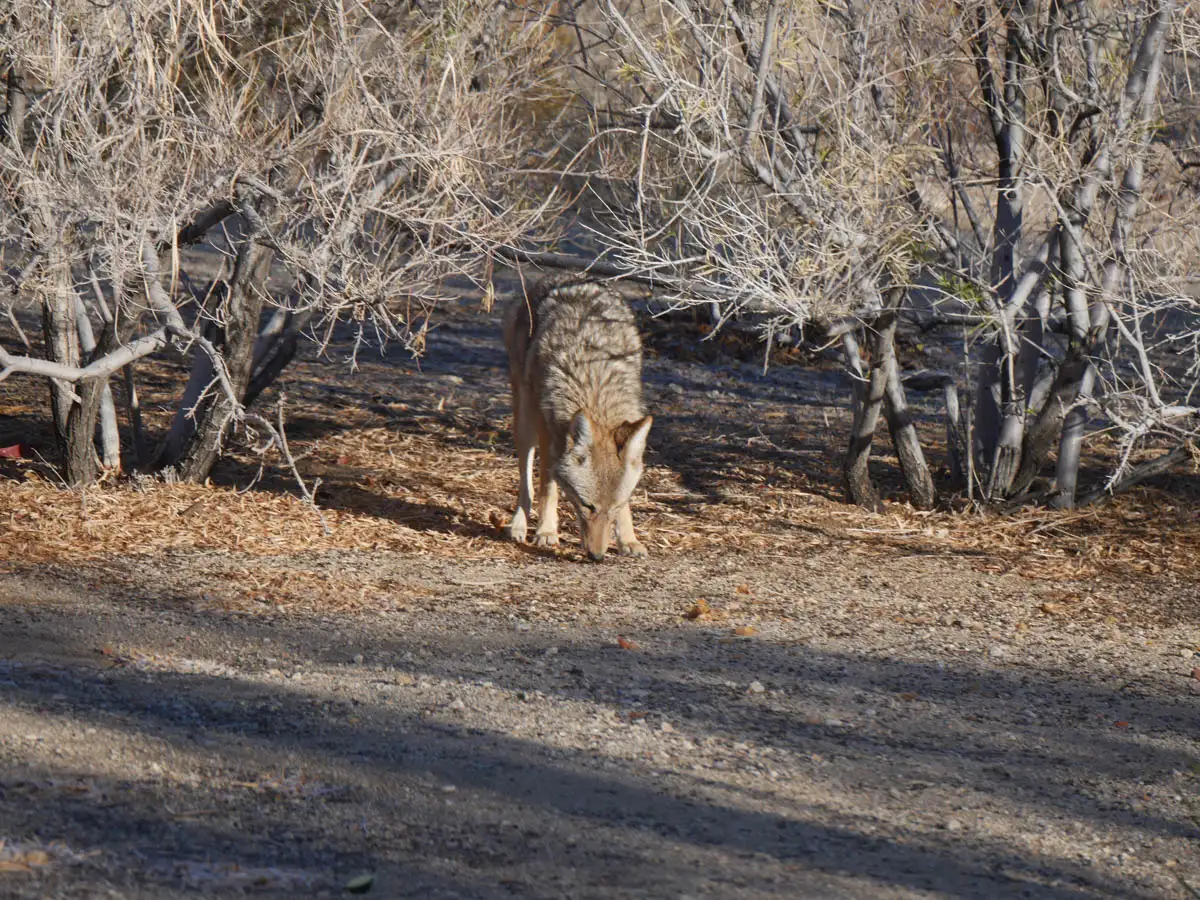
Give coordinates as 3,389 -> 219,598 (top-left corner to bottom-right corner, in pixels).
1,566 -> 1195,898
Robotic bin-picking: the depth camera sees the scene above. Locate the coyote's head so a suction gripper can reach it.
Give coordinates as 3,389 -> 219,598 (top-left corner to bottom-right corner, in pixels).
555,412 -> 653,562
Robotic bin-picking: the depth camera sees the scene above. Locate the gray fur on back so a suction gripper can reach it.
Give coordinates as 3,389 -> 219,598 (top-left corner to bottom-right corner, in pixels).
506,276 -> 645,431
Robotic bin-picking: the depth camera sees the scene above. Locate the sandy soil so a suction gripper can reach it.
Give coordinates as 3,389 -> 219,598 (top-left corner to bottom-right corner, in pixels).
0,291 -> 1198,898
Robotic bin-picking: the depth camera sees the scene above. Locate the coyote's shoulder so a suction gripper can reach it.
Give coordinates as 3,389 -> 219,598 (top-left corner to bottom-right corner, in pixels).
504,276 -> 645,431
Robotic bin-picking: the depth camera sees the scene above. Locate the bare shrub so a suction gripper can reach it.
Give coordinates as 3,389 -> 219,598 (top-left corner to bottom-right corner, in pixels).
551,0 -> 1199,509
1,0 -> 562,484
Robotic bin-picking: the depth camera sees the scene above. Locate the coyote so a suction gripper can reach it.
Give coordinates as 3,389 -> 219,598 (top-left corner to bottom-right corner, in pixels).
503,276 -> 653,561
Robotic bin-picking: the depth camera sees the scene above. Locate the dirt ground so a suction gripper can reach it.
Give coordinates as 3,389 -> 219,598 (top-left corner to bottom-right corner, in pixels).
1,290 -> 1199,898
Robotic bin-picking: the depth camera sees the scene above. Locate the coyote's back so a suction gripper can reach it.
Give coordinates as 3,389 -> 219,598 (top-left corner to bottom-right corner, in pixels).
504,277 -> 653,561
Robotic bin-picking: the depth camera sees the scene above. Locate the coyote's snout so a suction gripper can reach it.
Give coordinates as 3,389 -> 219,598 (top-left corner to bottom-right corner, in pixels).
504,277 -> 652,561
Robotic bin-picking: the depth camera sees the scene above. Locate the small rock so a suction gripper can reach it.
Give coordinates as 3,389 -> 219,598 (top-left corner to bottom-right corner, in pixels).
748,681 -> 766,694
440,784 -> 457,793
544,646 -> 558,656
988,645 -> 1008,661
352,654 -> 365,665
515,622 -> 532,633
448,698 -> 466,711
944,818 -> 964,832
666,383 -> 684,395
660,722 -> 674,733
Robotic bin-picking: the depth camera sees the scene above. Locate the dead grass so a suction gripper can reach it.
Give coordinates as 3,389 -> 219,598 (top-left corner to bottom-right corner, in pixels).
2,411 -> 1198,596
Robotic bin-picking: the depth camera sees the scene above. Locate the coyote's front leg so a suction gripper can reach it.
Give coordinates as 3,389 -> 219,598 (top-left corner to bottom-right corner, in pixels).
533,423 -> 559,547
615,504 -> 648,558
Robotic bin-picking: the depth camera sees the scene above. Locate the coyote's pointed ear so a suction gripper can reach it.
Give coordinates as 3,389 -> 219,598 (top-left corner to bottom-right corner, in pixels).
567,411 -> 594,451
615,416 -> 652,463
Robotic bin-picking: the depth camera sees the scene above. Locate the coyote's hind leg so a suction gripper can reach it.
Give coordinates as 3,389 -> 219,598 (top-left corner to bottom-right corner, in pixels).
508,386 -> 536,543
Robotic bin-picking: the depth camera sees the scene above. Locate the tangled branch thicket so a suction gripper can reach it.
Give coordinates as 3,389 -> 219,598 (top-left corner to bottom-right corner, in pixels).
1,0 -> 562,484
555,0 -> 1200,510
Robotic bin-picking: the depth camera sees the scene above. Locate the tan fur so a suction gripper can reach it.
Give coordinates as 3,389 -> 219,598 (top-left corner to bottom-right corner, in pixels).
504,275 -> 653,561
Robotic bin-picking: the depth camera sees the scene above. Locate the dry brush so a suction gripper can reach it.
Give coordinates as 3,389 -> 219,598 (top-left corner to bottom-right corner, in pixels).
545,0 -> 1200,511
1,0 -> 563,485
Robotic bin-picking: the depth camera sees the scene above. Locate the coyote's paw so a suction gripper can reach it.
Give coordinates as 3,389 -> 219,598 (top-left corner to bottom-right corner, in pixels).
618,540 -> 649,558
533,531 -> 559,548
508,510 -> 528,543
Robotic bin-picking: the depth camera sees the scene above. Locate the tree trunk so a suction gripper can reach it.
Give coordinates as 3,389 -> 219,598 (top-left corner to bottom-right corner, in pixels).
840,328 -> 865,424
62,378 -> 104,485
40,253 -> 79,447
98,387 -> 121,469
843,290 -> 902,511
36,253 -> 109,485
986,399 -> 1025,499
974,347 -> 1003,475
972,1 -> 1034,471
1051,362 -> 1096,509
158,326 -> 217,467
73,292 -> 120,470
943,381 -> 966,489
176,240 -> 275,482
882,353 -> 936,509
1009,353 -> 1087,497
